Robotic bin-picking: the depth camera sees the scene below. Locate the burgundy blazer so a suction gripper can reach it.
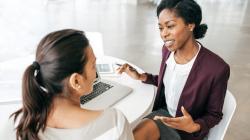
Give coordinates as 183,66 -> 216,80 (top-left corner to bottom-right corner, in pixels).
143,43 -> 230,140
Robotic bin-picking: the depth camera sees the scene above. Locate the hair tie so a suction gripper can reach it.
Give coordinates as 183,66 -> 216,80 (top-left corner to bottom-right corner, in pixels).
31,61 -> 48,93
32,61 -> 40,70
32,61 -> 40,77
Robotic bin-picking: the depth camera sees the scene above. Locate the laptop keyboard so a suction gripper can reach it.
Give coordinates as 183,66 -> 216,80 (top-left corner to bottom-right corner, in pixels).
80,82 -> 114,104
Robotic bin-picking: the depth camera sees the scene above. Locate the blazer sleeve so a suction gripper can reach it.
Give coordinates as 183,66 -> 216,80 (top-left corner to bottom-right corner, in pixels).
142,73 -> 159,87
141,45 -> 168,87
193,64 -> 230,138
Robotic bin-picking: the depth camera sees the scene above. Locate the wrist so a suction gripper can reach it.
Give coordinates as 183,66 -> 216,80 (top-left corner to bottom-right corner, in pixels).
191,123 -> 201,133
139,73 -> 147,81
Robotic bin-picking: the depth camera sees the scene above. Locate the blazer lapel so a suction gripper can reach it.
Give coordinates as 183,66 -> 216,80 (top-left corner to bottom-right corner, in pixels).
153,47 -> 171,110
158,48 -> 171,86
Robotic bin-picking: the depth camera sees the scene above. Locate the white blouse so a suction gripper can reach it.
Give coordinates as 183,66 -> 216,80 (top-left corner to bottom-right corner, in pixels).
163,44 -> 201,117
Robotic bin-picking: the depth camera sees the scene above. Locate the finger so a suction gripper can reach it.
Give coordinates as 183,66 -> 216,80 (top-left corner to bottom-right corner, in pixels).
161,118 -> 183,129
117,65 -> 127,74
116,67 -> 121,72
153,116 -> 162,120
163,120 -> 180,127
125,65 -> 136,73
124,63 -> 132,68
160,116 -> 171,122
116,67 -> 123,74
122,63 -> 135,71
128,66 -> 136,71
181,106 -> 190,117
161,120 -> 179,129
154,116 -> 175,125
160,117 -> 181,127
162,117 -> 181,123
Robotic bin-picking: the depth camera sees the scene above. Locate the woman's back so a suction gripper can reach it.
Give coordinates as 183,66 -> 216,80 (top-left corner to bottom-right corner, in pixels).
10,29 -> 134,140
39,108 -> 134,140
4,108 -> 133,140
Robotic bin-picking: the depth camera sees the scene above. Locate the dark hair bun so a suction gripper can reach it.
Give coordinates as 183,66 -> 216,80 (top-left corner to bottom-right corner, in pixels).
194,23 -> 208,39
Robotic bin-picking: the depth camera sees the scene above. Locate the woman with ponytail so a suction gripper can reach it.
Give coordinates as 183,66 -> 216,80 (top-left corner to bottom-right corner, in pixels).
117,0 -> 230,140
11,29 -> 134,140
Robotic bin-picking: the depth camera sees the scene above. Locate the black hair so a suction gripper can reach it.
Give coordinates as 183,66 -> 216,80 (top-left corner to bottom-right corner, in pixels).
157,0 -> 208,39
11,29 -> 89,140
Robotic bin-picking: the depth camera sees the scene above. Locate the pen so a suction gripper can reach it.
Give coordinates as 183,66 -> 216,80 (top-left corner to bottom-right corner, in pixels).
115,63 -> 122,66
115,63 -> 136,71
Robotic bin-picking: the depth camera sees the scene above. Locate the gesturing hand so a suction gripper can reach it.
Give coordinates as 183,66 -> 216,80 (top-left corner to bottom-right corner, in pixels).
116,63 -> 142,80
154,106 -> 200,133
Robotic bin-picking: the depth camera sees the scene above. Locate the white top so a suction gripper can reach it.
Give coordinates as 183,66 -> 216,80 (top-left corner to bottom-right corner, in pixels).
38,108 -> 134,140
2,108 -> 134,140
163,44 -> 201,117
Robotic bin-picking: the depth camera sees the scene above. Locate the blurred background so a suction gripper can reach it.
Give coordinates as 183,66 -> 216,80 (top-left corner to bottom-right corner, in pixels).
0,0 -> 249,139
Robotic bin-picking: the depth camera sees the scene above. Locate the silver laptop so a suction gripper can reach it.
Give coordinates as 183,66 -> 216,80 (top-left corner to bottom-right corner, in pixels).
80,70 -> 133,110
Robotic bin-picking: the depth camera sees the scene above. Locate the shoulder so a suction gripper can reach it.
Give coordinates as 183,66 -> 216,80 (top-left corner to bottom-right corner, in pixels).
100,108 -> 134,140
103,108 -> 128,125
198,44 -> 230,74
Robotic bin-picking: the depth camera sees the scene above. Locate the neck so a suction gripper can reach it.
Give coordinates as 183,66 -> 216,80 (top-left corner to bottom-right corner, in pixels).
48,96 -> 80,119
47,96 -> 83,127
174,39 -> 198,64
47,95 -> 97,129
52,95 -> 80,109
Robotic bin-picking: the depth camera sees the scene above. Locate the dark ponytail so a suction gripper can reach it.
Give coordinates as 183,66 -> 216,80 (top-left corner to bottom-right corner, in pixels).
12,64 -> 51,140
11,29 -> 89,140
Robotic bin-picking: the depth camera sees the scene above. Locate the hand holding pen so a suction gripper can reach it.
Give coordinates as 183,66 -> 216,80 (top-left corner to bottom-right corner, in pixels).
116,63 -> 136,71
116,63 -> 147,81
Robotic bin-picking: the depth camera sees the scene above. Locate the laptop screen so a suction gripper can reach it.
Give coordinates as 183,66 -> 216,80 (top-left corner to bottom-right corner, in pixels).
96,63 -> 114,74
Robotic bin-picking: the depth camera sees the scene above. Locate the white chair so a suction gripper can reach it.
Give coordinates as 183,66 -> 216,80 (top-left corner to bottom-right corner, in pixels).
0,101 -> 22,139
207,90 -> 236,140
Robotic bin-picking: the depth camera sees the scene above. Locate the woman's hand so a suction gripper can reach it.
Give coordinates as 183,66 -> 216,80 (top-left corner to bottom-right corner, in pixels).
116,63 -> 146,81
154,106 -> 200,133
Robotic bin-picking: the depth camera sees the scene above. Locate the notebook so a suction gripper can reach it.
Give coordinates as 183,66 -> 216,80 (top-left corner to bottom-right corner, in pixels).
80,70 -> 133,110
